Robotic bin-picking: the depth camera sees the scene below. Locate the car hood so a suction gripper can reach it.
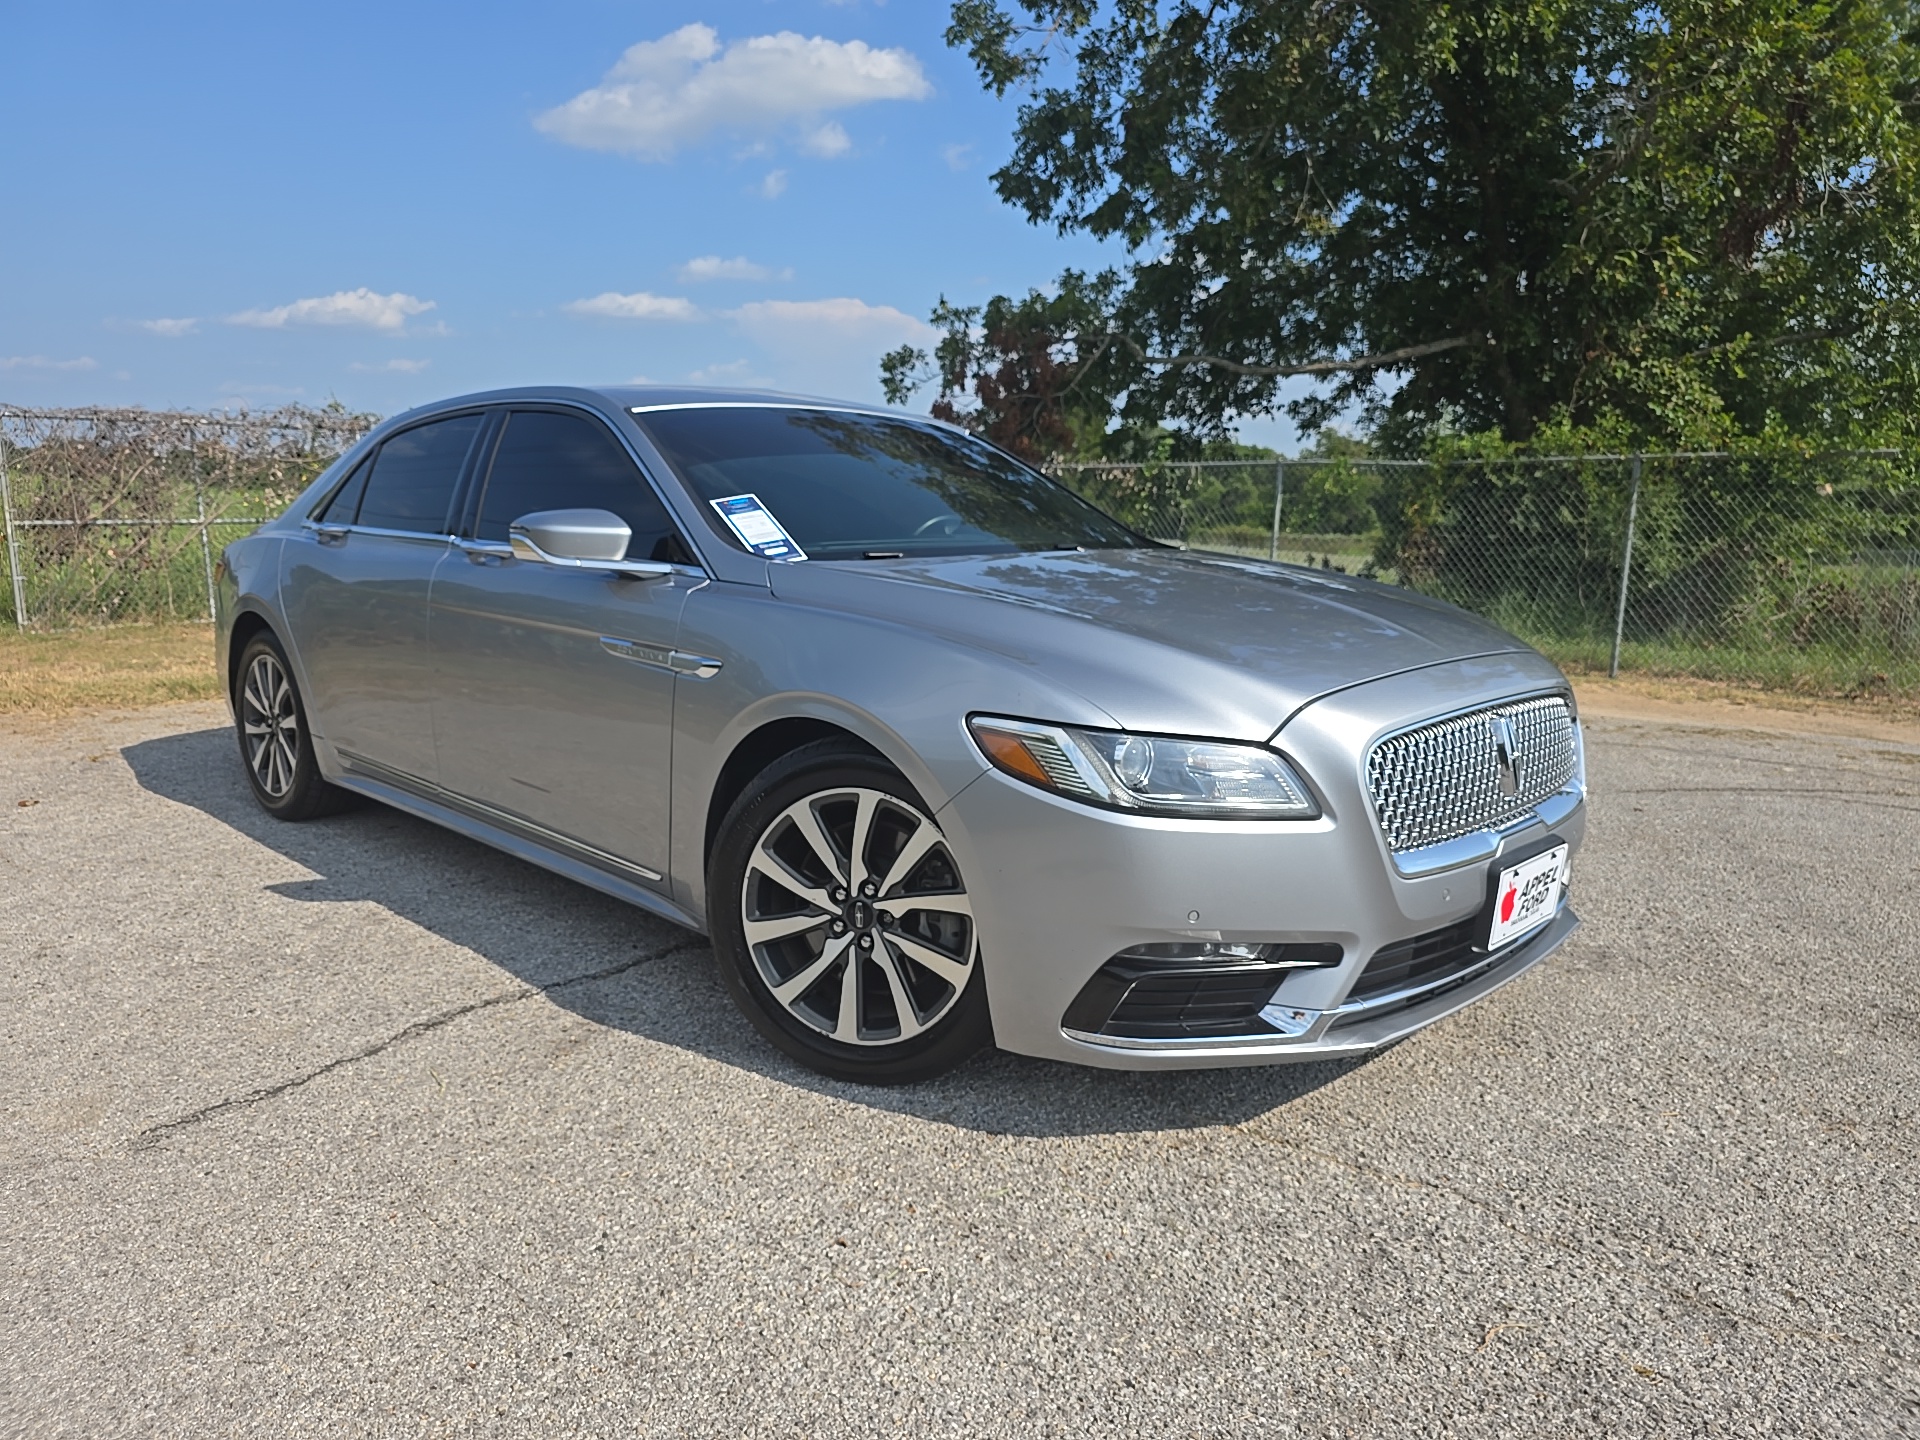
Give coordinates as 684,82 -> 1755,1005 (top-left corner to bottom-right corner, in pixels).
770,548 -> 1534,741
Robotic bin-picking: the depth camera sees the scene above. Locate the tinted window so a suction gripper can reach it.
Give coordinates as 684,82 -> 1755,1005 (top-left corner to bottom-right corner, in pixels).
312,455 -> 370,522
355,413 -> 483,533
476,409 -> 686,563
636,408 -> 1144,560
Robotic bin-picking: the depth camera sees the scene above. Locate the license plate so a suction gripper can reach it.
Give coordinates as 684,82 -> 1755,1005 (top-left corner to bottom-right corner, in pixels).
1486,844 -> 1570,950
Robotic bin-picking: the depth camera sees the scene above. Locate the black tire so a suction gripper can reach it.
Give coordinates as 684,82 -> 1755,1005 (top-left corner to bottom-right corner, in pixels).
233,631 -> 353,821
709,741 -> 992,1084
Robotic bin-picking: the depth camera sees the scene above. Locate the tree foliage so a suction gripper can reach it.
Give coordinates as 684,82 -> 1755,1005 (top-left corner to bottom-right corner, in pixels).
886,0 -> 1920,452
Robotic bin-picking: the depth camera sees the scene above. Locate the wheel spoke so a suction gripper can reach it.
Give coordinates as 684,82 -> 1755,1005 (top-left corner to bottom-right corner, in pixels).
845,790 -> 879,891
899,892 -> 972,922
744,910 -> 831,947
875,947 -> 928,1040
832,944 -> 864,1042
242,664 -> 270,719
885,931 -> 972,990
876,818 -> 939,898
787,802 -> 849,888
769,933 -> 852,1005
748,842 -> 837,914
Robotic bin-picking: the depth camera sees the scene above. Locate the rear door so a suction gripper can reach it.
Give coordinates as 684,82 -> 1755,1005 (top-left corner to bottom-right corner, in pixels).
280,410 -> 487,784
429,405 -> 700,886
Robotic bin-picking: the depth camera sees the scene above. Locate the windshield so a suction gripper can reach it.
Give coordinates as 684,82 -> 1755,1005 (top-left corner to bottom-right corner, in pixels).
634,406 -> 1147,560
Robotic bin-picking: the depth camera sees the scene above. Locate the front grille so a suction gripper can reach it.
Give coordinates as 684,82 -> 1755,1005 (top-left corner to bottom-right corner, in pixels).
1366,695 -> 1577,853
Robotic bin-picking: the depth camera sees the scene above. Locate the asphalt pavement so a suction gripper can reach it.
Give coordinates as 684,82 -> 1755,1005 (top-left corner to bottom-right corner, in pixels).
2,702 -> 1917,1438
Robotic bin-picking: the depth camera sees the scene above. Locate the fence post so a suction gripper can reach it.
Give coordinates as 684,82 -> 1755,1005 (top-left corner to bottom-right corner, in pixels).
1269,459 -> 1285,561
1608,454 -> 1643,679
194,464 -> 217,624
0,414 -> 26,628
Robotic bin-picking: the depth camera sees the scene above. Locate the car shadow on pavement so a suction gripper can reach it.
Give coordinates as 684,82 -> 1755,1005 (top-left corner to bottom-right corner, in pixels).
124,725 -> 1370,1138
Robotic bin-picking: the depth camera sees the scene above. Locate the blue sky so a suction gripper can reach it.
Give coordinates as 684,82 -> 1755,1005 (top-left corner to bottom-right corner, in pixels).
0,0 -> 1298,448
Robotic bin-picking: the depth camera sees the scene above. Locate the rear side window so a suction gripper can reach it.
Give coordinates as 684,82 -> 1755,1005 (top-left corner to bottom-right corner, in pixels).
312,455 -> 371,522
475,409 -> 687,563
355,413 -> 484,533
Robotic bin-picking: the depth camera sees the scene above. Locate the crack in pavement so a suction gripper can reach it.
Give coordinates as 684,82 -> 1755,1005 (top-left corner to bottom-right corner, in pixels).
129,939 -> 707,1153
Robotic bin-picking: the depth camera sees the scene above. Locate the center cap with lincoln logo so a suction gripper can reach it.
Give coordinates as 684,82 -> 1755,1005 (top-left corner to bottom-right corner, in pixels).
848,898 -> 875,931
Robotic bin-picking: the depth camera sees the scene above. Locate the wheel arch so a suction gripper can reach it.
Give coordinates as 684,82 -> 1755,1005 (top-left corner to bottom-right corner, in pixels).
225,608 -> 277,703
702,716 -> 885,864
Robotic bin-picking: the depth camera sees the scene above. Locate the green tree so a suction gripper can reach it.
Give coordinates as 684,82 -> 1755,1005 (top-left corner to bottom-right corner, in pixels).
887,0 -> 1920,452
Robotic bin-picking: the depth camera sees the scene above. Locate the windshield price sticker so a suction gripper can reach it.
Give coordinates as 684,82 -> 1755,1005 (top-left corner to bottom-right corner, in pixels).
710,494 -> 806,562
1486,843 -> 1570,950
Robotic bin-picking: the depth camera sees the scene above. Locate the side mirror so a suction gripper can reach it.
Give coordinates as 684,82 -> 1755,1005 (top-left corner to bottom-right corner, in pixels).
508,509 -> 673,578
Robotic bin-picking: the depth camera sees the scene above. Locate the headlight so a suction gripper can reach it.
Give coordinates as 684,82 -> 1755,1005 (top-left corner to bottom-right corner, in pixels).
967,716 -> 1320,819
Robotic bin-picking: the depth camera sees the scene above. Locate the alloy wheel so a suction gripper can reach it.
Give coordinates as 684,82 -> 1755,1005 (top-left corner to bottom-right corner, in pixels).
240,651 -> 300,800
740,786 -> 975,1045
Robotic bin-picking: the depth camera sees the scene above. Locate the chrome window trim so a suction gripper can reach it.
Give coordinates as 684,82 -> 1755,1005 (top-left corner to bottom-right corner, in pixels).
301,520 -> 455,543
627,401 -> 886,416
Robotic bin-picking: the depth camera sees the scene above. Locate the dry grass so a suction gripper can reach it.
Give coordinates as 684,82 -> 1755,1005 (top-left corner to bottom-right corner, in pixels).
0,622 -> 221,715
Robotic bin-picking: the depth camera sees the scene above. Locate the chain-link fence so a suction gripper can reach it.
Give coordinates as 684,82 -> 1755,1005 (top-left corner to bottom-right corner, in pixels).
1054,453 -> 1920,698
4,409 -> 1916,699
0,406 -> 375,629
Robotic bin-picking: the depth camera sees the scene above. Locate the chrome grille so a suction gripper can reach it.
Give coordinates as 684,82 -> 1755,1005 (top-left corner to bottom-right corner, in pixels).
1366,696 -> 1578,853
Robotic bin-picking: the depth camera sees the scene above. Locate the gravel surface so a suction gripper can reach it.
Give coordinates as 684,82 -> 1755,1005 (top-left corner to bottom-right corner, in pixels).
3,702 -> 1917,1438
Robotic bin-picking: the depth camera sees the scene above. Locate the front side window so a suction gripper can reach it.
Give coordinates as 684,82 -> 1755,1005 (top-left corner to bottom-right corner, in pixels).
634,407 -> 1146,561
354,412 -> 484,533
475,410 -> 688,563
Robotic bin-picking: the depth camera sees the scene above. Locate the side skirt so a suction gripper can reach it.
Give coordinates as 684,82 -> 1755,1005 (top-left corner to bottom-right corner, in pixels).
330,758 -> 708,936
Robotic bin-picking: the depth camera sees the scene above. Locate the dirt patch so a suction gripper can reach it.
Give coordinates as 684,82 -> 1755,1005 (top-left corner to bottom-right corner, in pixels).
1574,673 -> 1920,745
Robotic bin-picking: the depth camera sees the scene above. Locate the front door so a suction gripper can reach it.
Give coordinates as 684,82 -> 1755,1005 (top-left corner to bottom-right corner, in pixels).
279,410 -> 486,784
430,406 -> 699,885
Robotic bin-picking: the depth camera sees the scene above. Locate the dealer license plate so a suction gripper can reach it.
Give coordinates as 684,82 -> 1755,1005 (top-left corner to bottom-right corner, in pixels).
1486,844 -> 1570,950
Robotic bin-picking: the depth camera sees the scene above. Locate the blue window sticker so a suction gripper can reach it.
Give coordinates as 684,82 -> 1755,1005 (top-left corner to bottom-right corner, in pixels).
710,493 -> 806,561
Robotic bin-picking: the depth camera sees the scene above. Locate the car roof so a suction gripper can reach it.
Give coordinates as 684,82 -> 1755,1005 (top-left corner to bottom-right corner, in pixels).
388,383 -> 903,422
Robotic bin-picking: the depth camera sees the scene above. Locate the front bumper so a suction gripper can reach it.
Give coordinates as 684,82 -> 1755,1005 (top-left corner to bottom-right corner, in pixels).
934,656 -> 1586,1070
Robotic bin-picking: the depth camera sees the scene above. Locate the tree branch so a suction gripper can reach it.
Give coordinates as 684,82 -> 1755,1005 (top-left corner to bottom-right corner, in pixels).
1116,333 -> 1483,377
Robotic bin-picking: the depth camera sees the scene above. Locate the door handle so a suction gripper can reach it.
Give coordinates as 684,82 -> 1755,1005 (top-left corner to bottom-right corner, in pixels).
314,525 -> 349,546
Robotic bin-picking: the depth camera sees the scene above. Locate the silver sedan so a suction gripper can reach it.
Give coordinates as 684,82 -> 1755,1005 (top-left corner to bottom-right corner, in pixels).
215,386 -> 1586,1082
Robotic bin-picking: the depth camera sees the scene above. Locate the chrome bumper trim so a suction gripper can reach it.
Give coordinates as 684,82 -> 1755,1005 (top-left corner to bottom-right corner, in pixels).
1389,781 -> 1585,876
1060,907 -> 1578,1058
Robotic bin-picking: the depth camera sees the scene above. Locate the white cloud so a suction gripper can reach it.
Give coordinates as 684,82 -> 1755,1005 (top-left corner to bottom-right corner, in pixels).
801,122 -> 851,158
137,317 -> 198,337
0,354 -> 98,372
534,24 -> 930,161
349,358 -> 431,373
564,291 -> 702,321
678,255 -> 791,283
687,359 -> 762,384
730,297 -> 929,347
942,142 -> 975,171
726,298 -> 931,401
759,169 -> 789,199
229,288 -> 435,332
